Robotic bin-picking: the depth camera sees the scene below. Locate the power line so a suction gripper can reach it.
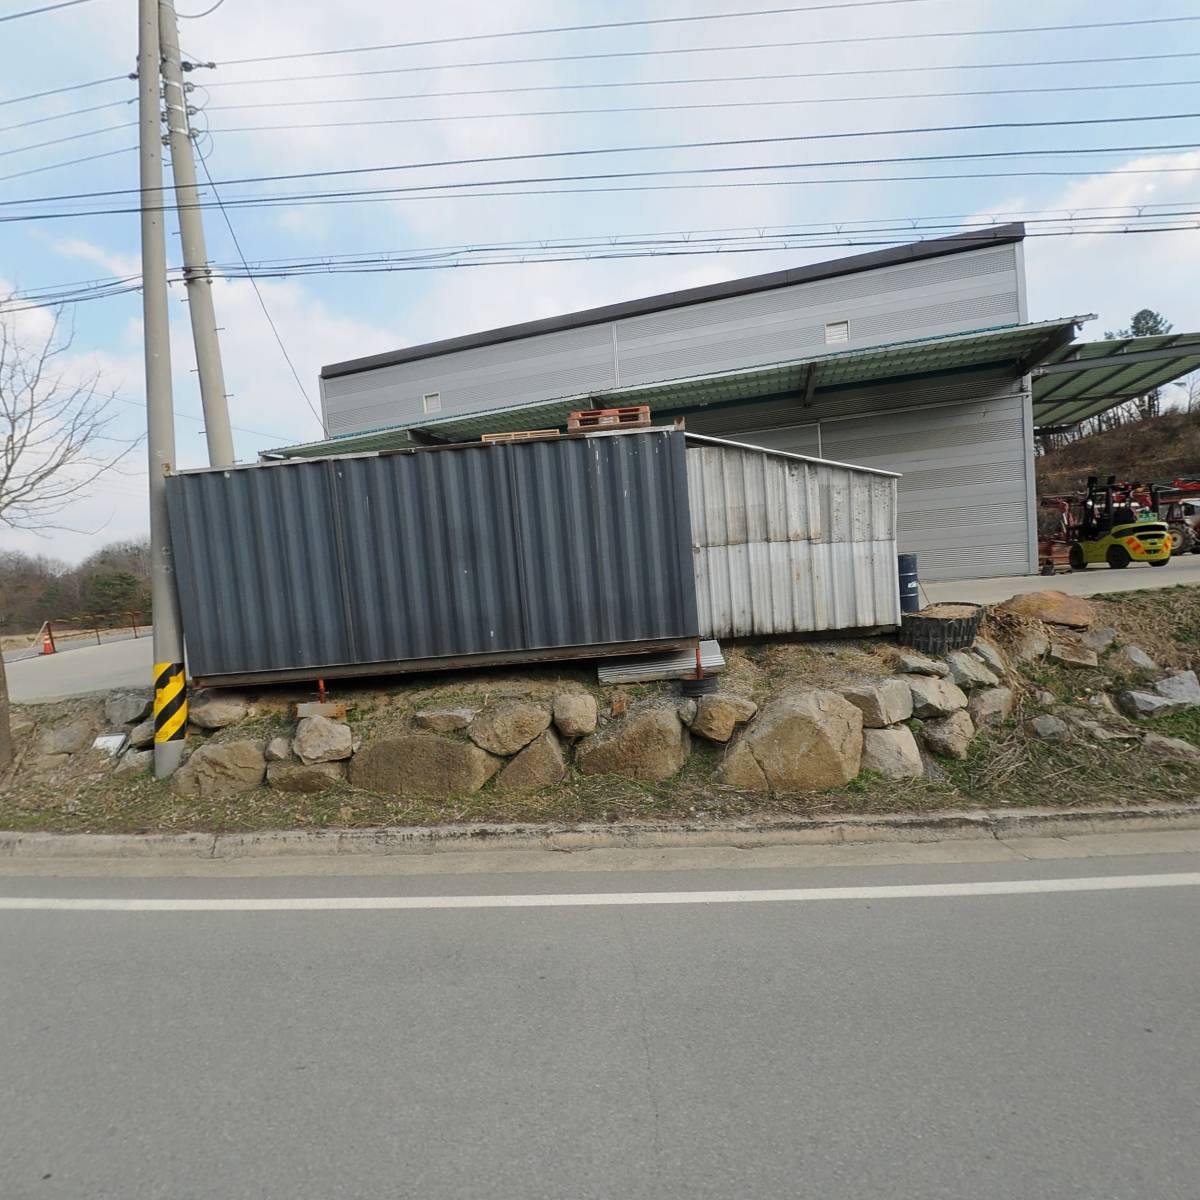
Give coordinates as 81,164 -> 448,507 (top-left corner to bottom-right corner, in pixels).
212,80 -> 1200,135
8,110 -> 1200,209
5,144 -> 1200,225
0,120 -> 135,158
0,98 -> 131,134
177,0 -> 226,16
216,0 -> 962,65
0,0 -> 98,22
5,220 -> 1200,316
0,74 -> 127,109
0,145 -> 134,182
213,16 -> 1200,76
196,149 -> 327,436
203,51 -> 1200,95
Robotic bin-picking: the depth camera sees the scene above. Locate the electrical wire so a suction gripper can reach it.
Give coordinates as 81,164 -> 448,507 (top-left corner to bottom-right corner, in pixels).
10,199 -> 1200,307
215,0 -> 969,64
195,148 -> 327,435
5,220 -> 1200,315
0,74 -> 127,109
0,145 -> 134,182
213,16 -> 1200,76
202,51 -> 1200,95
0,0 -> 98,22
0,98 -> 131,134
8,110 -> 1200,209
0,120 -> 136,158
212,80 -> 1200,135
6,145 -> 1200,226
177,0 -> 226,16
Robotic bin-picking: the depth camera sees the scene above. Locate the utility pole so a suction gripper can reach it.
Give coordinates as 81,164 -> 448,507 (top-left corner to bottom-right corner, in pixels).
139,0 -> 188,779
158,0 -> 235,469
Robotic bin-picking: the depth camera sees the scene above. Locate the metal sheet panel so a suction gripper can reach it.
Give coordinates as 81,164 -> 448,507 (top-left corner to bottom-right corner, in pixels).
166,430 -> 699,682
686,439 -> 900,638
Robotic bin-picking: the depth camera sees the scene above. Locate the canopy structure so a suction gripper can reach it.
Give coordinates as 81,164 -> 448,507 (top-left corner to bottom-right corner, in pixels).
265,317 -> 1087,459
1032,334 -> 1200,431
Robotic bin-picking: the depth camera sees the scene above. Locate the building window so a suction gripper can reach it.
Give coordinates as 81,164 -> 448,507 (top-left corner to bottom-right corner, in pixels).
422,391 -> 442,414
824,320 -> 850,346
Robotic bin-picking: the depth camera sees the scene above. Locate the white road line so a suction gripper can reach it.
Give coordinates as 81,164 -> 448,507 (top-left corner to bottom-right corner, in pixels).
0,873 -> 1198,912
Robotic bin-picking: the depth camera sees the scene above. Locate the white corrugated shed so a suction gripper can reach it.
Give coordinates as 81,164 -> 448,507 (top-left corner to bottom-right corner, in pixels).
685,434 -> 900,637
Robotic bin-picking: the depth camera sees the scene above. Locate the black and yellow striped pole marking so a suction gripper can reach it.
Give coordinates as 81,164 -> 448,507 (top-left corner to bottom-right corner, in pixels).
153,662 -> 187,743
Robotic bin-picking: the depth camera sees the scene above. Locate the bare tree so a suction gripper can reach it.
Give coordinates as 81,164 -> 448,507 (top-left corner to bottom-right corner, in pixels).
0,303 -> 141,771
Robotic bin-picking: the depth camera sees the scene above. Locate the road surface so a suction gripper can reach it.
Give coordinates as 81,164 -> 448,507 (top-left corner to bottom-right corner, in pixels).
2,838 -> 1197,1199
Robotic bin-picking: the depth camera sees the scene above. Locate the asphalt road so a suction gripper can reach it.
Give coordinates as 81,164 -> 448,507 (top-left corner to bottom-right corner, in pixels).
2,846 -> 1198,1200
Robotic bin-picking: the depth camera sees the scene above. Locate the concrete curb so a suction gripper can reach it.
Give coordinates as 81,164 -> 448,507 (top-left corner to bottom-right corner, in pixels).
1,804 -> 1199,859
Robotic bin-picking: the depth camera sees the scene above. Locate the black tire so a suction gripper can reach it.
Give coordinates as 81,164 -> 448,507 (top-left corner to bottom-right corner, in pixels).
1106,545 -> 1131,569
1148,557 -> 1171,568
1069,543 -> 1087,571
1170,525 -> 1196,556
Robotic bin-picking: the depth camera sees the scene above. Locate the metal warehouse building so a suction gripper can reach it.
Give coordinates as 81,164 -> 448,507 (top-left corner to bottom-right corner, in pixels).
270,225 -> 1200,582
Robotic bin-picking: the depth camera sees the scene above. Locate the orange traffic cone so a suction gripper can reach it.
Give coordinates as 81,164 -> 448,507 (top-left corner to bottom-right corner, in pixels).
41,628 -> 55,655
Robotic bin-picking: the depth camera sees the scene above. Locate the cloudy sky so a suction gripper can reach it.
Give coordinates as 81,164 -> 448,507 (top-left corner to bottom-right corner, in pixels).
2,0 -> 1199,560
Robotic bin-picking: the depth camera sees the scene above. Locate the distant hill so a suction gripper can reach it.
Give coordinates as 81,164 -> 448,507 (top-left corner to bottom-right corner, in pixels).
1037,410 -> 1200,496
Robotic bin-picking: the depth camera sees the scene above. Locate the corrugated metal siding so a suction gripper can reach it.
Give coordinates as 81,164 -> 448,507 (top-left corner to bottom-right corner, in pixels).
687,440 -> 899,637
322,243 -> 1022,436
686,370 -> 1034,582
166,431 -> 699,682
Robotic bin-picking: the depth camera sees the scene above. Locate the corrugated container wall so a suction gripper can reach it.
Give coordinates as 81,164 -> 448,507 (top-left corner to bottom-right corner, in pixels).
166,431 -> 699,685
686,438 -> 900,638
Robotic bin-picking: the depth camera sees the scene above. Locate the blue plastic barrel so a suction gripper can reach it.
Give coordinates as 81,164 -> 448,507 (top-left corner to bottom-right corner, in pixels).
897,553 -> 920,614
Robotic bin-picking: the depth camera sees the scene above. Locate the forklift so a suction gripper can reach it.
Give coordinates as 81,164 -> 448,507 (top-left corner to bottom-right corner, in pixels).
1067,476 -> 1172,570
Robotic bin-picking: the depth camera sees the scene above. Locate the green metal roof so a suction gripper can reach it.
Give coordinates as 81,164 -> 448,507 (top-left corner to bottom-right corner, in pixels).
1031,334 -> 1200,430
266,319 -> 1087,459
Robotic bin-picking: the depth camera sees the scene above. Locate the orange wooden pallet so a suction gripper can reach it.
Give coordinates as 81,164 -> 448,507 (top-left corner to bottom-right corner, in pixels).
567,405 -> 651,431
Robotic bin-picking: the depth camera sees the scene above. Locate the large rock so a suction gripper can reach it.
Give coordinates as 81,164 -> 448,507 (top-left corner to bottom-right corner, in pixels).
1109,645 -> 1158,675
172,740 -> 266,798
690,693 -> 759,743
838,679 -> 912,728
1048,642 -> 1099,669
113,748 -> 153,777
907,676 -> 968,719
1077,627 -> 1118,654
349,735 -> 501,796
189,695 -> 249,731
894,651 -> 950,677
265,736 -> 292,762
861,726 -> 924,780
38,718 -> 95,756
1155,671 -> 1200,706
267,761 -> 345,793
414,707 -> 477,734
921,710 -> 975,760
715,690 -> 862,793
576,705 -> 690,783
1026,714 -> 1070,741
104,692 -> 151,727
292,715 -> 352,764
968,686 -> 1015,728
128,718 -> 156,749
1116,691 -> 1188,719
945,650 -> 1000,691
494,730 -> 566,795
1142,732 -> 1200,763
997,591 -> 1093,629
1009,626 -> 1050,665
972,639 -> 1009,678
552,693 -> 598,739
468,701 -> 551,756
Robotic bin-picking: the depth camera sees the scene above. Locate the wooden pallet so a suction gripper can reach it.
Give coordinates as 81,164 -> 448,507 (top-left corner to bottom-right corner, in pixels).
567,405 -> 651,431
481,429 -> 561,444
